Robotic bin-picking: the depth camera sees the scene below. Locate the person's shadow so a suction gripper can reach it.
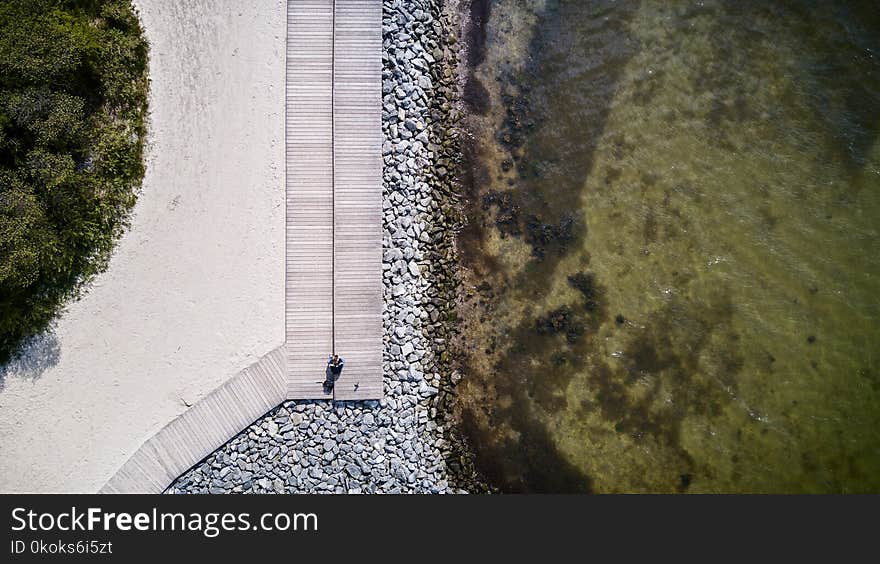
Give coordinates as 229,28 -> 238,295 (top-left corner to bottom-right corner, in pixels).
323,364 -> 342,395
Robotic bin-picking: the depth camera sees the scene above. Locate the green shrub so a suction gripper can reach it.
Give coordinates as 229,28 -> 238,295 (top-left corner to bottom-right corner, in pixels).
0,0 -> 148,364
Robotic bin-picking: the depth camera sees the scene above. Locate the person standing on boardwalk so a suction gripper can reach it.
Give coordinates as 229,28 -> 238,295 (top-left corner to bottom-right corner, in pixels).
324,354 -> 345,393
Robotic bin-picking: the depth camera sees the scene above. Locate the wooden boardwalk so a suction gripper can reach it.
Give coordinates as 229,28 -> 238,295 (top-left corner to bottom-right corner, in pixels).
286,0 -> 382,400
286,0 -> 335,399
330,0 -> 383,400
100,0 -> 382,493
101,346 -> 287,493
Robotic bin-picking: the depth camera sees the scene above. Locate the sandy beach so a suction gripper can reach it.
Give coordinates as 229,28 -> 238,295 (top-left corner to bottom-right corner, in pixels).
0,0 -> 285,492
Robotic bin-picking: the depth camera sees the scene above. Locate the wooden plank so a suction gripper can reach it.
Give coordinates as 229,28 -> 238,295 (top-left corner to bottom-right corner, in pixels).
286,0 -> 335,399
331,0 -> 383,401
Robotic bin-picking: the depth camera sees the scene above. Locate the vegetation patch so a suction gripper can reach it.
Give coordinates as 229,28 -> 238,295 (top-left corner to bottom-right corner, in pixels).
0,0 -> 148,364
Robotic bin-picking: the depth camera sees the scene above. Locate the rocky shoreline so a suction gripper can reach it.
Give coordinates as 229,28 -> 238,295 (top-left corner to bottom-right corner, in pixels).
168,0 -> 486,494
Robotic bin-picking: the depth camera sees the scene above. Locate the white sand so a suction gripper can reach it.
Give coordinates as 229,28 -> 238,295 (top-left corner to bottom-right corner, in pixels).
0,0 -> 286,493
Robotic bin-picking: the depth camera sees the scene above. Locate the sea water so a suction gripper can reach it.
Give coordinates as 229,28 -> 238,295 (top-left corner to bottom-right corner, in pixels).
455,0 -> 880,492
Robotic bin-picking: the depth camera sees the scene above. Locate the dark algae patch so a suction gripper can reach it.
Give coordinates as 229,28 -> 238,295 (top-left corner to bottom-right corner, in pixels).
454,0 -> 880,492
0,0 -> 148,365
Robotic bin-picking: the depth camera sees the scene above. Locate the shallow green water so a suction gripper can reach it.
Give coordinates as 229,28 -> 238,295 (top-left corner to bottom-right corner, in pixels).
456,0 -> 880,492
